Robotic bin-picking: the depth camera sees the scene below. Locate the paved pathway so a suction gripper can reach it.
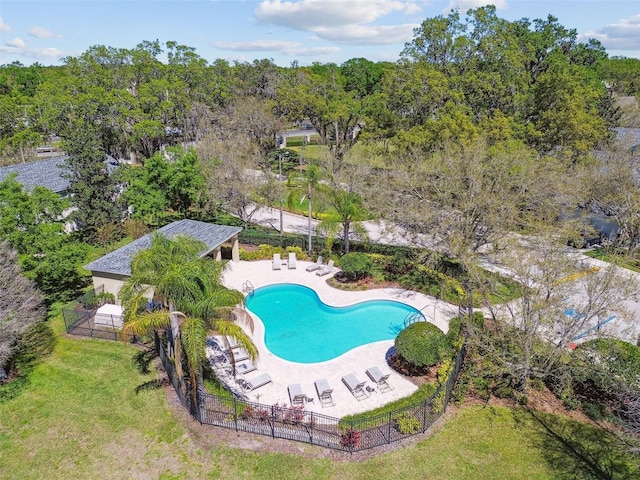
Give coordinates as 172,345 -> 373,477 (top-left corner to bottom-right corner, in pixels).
216,206 -> 640,417
246,205 -> 640,344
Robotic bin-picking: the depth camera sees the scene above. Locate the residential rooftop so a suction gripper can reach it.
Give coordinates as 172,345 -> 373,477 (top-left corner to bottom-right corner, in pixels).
0,156 -> 70,194
83,220 -> 243,276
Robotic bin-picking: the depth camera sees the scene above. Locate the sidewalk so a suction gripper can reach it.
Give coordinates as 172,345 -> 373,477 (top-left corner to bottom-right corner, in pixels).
244,205 -> 640,344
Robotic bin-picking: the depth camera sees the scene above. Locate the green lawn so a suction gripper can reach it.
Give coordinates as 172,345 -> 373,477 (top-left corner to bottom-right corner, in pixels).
584,247 -> 640,272
1,325 -> 637,480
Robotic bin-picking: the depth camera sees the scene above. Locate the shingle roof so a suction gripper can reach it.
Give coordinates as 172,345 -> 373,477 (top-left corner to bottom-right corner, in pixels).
0,156 -> 70,193
83,220 -> 243,276
0,155 -> 120,194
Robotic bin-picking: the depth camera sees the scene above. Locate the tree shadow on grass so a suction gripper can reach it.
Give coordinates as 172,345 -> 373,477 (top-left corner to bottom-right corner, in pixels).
132,347 -> 165,394
513,408 -> 639,480
132,347 -> 157,374
135,379 -> 164,394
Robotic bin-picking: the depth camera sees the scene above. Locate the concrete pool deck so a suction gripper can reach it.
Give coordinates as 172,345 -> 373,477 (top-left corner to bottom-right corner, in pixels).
217,259 -> 460,418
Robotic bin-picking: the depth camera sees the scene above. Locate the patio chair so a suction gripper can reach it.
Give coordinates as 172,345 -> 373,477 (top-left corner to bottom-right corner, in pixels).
234,360 -> 257,376
314,378 -> 335,407
227,346 -> 250,362
288,383 -> 307,406
366,366 -> 393,393
305,256 -> 324,272
288,252 -> 297,269
342,373 -> 369,401
273,253 -> 282,270
239,372 -> 272,391
315,259 -> 335,276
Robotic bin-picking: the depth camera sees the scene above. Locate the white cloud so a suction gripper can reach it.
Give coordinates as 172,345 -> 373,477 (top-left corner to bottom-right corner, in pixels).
215,39 -> 302,52
313,23 -> 416,45
0,39 -> 72,60
6,37 -> 25,48
0,17 -> 10,33
28,26 -> 62,39
288,46 -> 340,56
256,0 -> 420,29
444,0 -> 506,13
255,0 -> 420,46
214,38 -> 339,57
579,14 -> 640,52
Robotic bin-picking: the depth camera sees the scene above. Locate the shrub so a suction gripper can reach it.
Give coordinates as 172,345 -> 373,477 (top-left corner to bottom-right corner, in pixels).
340,428 -> 361,449
473,377 -> 492,400
339,252 -> 373,281
394,412 -> 422,434
583,402 -> 608,421
385,253 -> 414,277
10,321 -> 56,372
395,322 -> 451,369
492,377 -> 514,399
446,316 -> 464,349
570,338 -> 640,404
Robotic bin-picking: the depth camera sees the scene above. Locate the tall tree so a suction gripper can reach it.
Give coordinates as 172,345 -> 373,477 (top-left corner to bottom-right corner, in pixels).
477,236 -> 636,391
0,175 -> 89,303
119,234 -> 256,406
0,240 -> 45,382
287,162 -> 324,255
319,185 -> 369,254
62,128 -> 122,238
278,64 -> 364,174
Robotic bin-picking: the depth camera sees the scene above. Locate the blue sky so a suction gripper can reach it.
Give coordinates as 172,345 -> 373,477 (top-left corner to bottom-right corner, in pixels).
1,1 -> 639,67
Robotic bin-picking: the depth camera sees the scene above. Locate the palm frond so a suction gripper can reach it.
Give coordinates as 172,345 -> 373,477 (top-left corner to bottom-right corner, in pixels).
180,316 -> 208,372
215,321 -> 258,360
121,310 -> 171,338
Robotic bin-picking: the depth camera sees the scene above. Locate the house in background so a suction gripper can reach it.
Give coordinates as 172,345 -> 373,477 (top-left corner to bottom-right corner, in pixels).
83,220 -> 242,300
0,156 -> 70,195
0,155 -> 120,196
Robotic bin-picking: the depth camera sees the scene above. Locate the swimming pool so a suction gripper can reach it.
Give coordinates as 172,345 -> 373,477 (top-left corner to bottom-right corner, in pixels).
245,283 -> 423,363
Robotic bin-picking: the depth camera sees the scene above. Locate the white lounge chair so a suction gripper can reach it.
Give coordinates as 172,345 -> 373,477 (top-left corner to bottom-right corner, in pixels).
288,383 -> 307,406
315,378 -> 335,407
235,360 -> 257,376
342,373 -> 369,401
288,252 -> 297,269
227,347 -> 249,362
240,372 -> 272,391
305,256 -> 324,272
316,259 -> 334,276
366,366 -> 393,393
273,253 -> 282,270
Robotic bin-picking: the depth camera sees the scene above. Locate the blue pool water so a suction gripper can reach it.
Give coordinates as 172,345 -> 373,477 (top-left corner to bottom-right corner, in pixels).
245,283 -> 423,363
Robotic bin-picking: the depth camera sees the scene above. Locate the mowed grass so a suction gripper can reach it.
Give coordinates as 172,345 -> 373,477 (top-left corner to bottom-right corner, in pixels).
1,333 -> 638,480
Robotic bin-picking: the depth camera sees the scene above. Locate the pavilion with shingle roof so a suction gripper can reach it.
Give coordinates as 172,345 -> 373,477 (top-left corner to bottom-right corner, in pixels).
84,219 -> 242,299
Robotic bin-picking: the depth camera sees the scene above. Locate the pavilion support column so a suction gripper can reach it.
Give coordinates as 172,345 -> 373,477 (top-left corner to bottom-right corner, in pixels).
231,235 -> 240,262
214,247 -> 222,261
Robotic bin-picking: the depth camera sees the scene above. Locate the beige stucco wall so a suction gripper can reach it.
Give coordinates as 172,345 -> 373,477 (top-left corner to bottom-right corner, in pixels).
91,272 -> 128,303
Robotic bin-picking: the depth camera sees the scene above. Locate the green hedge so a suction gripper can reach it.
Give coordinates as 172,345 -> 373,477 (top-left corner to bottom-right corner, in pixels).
339,252 -> 373,280
395,322 -> 451,368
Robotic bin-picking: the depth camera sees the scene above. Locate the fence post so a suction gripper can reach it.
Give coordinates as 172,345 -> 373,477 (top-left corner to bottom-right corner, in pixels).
422,398 -> 428,433
387,411 -> 392,443
112,315 -> 118,341
271,404 -> 276,438
349,419 -> 354,454
233,397 -> 238,432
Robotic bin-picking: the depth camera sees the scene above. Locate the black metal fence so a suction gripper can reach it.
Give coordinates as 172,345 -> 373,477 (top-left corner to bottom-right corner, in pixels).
155,330 -> 466,453
62,285 -> 136,342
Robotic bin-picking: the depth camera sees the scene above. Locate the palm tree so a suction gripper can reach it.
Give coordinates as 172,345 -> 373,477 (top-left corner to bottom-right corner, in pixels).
118,233 -> 256,406
287,162 -> 323,255
319,186 -> 369,254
